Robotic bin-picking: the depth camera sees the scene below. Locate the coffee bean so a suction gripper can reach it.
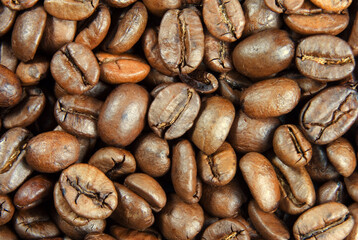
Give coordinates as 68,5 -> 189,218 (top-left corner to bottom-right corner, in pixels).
310,0 -> 352,12
179,69 -> 219,94
16,55 -> 49,86
0,194 -> 14,225
1,0 -> 38,10
0,4 -> 16,37
142,0 -> 181,16
347,203 -> 358,240
0,64 -> 22,108
0,225 -> 18,240
317,180 -> 346,204
264,0 -> 303,13
44,0 -> 99,21
202,218 -> 250,240
84,233 -> 116,240
110,225 -> 162,240
348,11 -> 358,56
0,39 -> 18,72
344,172 -> 358,202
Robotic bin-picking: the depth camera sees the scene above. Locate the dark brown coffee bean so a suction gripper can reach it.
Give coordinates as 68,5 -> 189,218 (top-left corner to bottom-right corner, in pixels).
103,2 -> 147,54
158,194 -> 204,240
88,147 -> 136,180
13,175 -> 53,210
96,52 -> 150,84
51,42 -> 100,95
59,163 -> 118,219
44,0 -> 99,21
110,225 -> 162,240
134,132 -> 170,177
0,225 -> 18,240
229,110 -> 280,153
273,124 -> 312,168
345,172 -> 358,202
84,233 -> 116,240
158,8 -> 204,74
111,183 -> 154,230
148,82 -> 200,140
13,207 -> 60,239
179,69 -> 219,94
172,139 -> 201,204
264,0 -> 303,13
347,203 -> 358,240
326,137 -> 356,177
26,131 -> 79,173
248,200 -> 290,240
11,5 -> 46,62
310,0 -> 352,12
0,194 -> 14,225
3,87 -> 46,129
0,64 -> 22,108
202,218 -> 250,240
1,0 -> 38,10
241,78 -> 300,118
233,29 -> 294,79
293,202 -> 354,240
98,83 -> 149,147
0,39 -> 18,72
317,180 -> 346,204
240,152 -> 281,213
296,35 -> 354,81
0,127 -> 33,194
0,4 -> 16,37
142,0 -> 181,16
349,11 -> 358,56
105,0 -> 137,8
54,94 -> 103,138
144,69 -> 178,88
16,55 -> 49,86
299,86 -> 358,145
282,72 -> 327,98
190,96 -> 235,155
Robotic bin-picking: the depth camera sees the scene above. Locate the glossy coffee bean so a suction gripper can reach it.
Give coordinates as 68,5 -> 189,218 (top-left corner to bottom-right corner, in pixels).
345,172 -> 358,202
0,64 -> 22,108
201,218 -> 250,240
264,0 -> 303,13
310,0 -> 351,12
44,0 -> 99,21
0,194 -> 14,225
0,39 -> 18,72
349,11 -> 358,56
26,131 -> 80,173
84,233 -> 116,240
142,0 -> 181,16
317,180 -> 346,204
110,225 -> 162,240
282,72 -> 327,98
179,69 -> 219,94
105,0 -> 137,8
15,55 -> 49,86
0,225 -> 18,240
347,203 -> 358,240
0,4 -> 16,37
1,0 -> 38,10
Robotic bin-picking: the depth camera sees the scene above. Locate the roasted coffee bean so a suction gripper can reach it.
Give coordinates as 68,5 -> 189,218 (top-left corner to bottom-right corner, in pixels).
264,0 -> 303,13
13,175 -> 53,210
293,202 -> 354,240
88,147 -> 136,180
142,0 -> 181,16
0,194 -> 14,225
233,29 -> 295,79
16,55 -> 49,86
110,225 -> 162,240
103,2 -> 147,54
317,180 -> 346,204
310,0 -> 352,12
296,35 -> 355,81
98,83 -> 149,147
51,42 -> 100,95
26,131 -> 80,173
0,225 -> 18,240
133,132 -> 170,177
349,11 -> 358,56
59,163 -> 118,219
150,83 -> 172,98
344,172 -> 358,202
273,124 -> 312,168
0,127 -> 33,194
240,152 -> 281,213
148,82 -> 200,140
0,4 -> 16,37
84,233 -> 116,240
44,0 -> 99,21
347,203 -> 358,240
0,64 -> 22,108
299,86 -> 358,145
11,5 -> 47,62
0,39 -> 18,72
1,0 -> 38,10
282,72 -> 327,98
158,194 -> 204,240
144,69 -> 178,88
54,94 -> 103,138
179,69 -> 219,94
158,8 -> 204,74
202,218 -> 250,240
105,0 -> 136,8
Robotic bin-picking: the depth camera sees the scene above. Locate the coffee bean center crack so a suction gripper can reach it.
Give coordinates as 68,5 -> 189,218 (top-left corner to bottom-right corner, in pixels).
61,47 -> 91,86
287,126 -> 310,164
218,0 -> 236,38
0,140 -> 28,174
300,55 -> 353,65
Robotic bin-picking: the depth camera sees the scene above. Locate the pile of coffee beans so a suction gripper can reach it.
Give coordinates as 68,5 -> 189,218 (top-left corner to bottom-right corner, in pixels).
1,0 -> 358,239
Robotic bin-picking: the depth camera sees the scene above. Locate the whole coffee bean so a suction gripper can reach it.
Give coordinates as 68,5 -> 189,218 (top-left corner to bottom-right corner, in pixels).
103,2 -> 147,54
105,0 -> 136,8
3,87 -> 46,129
98,83 -> 149,147
26,131 -> 80,173
11,5 -> 47,62
241,78 -> 300,118
54,94 -> 103,138
1,0 -> 38,10
200,179 -> 246,218
158,194 -> 204,240
248,200 -> 290,240
0,127 -> 33,194
111,183 -> 154,230
234,215 -> 261,240
202,0 -> 245,42
15,55 -> 49,86
88,147 -> 136,180
172,139 -> 201,204
134,133 -> 170,177
0,64 -> 22,108
242,0 -> 282,36
282,72 -> 327,98
326,137 -> 356,177
272,155 -> 315,215
0,4 -> 16,37
148,82 -> 200,140
51,42 -> 100,95
296,35 -> 355,81
233,29 -> 294,79
347,203 -> 358,240
144,69 -> 178,88
59,163 -> 118,219
110,225 -> 162,240
75,4 -> 111,50
264,0 -> 303,13
293,202 -> 354,240
310,0 -> 351,12
84,233 -> 116,240
0,225 -> 18,240
142,0 -> 181,16
284,1 -> 349,36
0,194 -> 14,225
202,218 -> 250,240
344,172 -> 358,202
158,8 -> 204,74
273,124 -> 312,168
179,69 -> 219,94
96,52 -> 150,84
13,175 -> 53,210
40,15 -> 76,54
229,110 -> 280,153
349,12 -> 358,56
317,180 -> 346,204
0,39 -> 18,72
13,207 -> 60,239
240,152 -> 281,213
299,86 -> 358,145
190,96 -> 235,155
44,0 -> 99,21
